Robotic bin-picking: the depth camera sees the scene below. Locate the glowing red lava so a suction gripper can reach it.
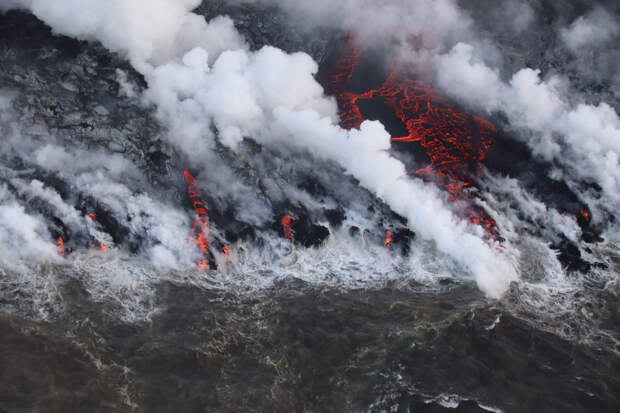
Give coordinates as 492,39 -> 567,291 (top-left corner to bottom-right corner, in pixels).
57,237 -> 66,257
223,245 -> 231,261
580,209 -> 590,223
325,37 -> 498,239
384,230 -> 392,249
281,215 -> 292,242
184,171 -> 211,269
87,213 -> 108,251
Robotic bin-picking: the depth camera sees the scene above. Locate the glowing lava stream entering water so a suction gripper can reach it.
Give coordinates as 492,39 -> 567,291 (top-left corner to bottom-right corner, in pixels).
384,231 -> 392,249
87,213 -> 108,251
325,37 -> 499,240
281,215 -> 293,242
57,237 -> 66,257
184,171 -> 211,269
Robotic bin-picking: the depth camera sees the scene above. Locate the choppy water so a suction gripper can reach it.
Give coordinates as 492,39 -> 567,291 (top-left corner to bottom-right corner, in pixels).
1,237 -> 620,412
2,275 -> 619,412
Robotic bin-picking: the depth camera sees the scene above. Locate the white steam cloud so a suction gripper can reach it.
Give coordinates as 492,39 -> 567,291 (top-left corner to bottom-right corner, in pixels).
227,0 -> 476,46
434,42 -> 620,215
1,0 -> 246,72
0,89 -> 199,271
560,7 -> 619,52
2,0 -> 534,297
229,0 -> 620,219
0,185 -> 59,270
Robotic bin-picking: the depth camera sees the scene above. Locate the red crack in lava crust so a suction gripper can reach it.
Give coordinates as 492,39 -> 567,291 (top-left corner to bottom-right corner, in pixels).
184,171 -> 211,269
281,215 -> 293,242
384,230 -> 392,249
57,237 -> 66,257
87,213 -> 108,251
325,37 -> 499,240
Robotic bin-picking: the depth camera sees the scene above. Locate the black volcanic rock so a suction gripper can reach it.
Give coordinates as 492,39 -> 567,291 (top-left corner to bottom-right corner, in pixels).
348,225 -> 360,237
391,227 -> 416,256
292,219 -> 330,248
552,237 -> 592,273
298,176 -> 328,197
277,209 -> 330,248
195,1 -> 334,65
324,207 -> 346,228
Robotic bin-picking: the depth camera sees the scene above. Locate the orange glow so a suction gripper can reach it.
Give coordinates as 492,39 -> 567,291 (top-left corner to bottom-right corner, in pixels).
325,38 -> 499,240
385,230 -> 392,249
223,245 -> 231,261
580,209 -> 590,223
325,35 -> 363,98
86,213 -> 108,252
184,171 -> 210,269
57,237 -> 66,257
281,215 -> 292,241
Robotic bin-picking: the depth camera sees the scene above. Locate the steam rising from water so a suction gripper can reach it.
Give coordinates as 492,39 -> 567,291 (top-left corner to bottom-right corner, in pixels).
233,0 -> 620,218
0,0 -> 618,306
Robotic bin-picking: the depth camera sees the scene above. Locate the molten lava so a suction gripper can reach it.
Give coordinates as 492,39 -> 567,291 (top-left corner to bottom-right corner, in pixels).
184,171 -> 211,269
281,215 -> 292,242
223,245 -> 231,261
325,37 -> 498,239
86,213 -> 108,251
57,237 -> 66,257
384,230 -> 392,249
580,209 -> 590,223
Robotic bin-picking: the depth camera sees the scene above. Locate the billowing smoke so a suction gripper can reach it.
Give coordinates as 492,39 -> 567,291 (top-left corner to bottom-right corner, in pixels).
432,29 -> 620,223
225,0 -> 475,42
0,0 -> 522,297
0,0 -> 246,71
0,92 -> 60,269
0,184 -> 60,270
3,0 -> 618,300
0,88 -> 200,271
236,0 -> 620,228
560,7 -> 619,51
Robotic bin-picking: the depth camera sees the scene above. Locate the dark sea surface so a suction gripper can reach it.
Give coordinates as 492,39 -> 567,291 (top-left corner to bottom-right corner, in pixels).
2,277 -> 620,412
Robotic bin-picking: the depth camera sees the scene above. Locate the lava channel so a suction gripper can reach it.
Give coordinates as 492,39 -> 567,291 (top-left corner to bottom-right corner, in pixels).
184,171 -> 211,269
281,215 -> 293,242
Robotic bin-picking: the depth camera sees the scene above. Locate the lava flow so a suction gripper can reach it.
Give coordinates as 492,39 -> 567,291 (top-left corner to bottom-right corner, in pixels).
384,230 -> 392,249
57,237 -> 66,257
87,213 -> 108,251
184,171 -> 211,269
281,215 -> 292,242
325,37 -> 498,239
